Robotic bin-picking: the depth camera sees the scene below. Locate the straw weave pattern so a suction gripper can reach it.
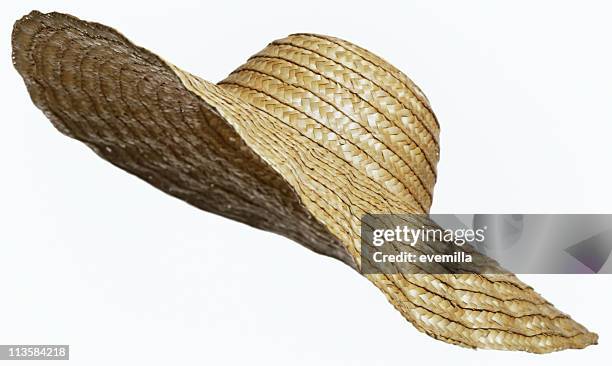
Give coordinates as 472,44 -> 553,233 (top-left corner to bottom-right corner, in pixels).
12,11 -> 598,353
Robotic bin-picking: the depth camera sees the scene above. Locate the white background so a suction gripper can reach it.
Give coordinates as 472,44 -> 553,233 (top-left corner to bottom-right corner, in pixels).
1,1 -> 611,365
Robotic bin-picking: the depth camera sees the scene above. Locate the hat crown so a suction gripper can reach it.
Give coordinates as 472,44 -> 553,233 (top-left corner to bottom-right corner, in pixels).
219,34 -> 440,211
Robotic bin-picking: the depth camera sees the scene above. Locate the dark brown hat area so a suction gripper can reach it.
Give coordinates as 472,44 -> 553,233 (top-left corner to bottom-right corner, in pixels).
12,11 -> 353,267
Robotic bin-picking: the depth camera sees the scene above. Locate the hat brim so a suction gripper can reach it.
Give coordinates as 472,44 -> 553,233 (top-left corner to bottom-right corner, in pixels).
11,10 -> 355,266
12,11 -> 598,353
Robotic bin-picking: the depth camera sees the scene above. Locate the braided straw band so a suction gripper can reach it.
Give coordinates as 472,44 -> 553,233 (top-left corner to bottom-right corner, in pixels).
12,11 -> 598,353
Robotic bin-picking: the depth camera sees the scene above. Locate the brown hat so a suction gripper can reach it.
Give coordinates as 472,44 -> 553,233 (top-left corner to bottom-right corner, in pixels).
12,11 -> 597,353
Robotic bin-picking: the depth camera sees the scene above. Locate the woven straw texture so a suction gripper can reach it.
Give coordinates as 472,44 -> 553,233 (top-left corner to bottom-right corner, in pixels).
12,11 -> 598,353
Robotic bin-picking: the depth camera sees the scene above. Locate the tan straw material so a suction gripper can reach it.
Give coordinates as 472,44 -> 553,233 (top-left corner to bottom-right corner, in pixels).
12,11 -> 598,353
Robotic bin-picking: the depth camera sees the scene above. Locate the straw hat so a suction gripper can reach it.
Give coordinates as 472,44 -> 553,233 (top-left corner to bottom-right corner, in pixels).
12,11 -> 597,353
